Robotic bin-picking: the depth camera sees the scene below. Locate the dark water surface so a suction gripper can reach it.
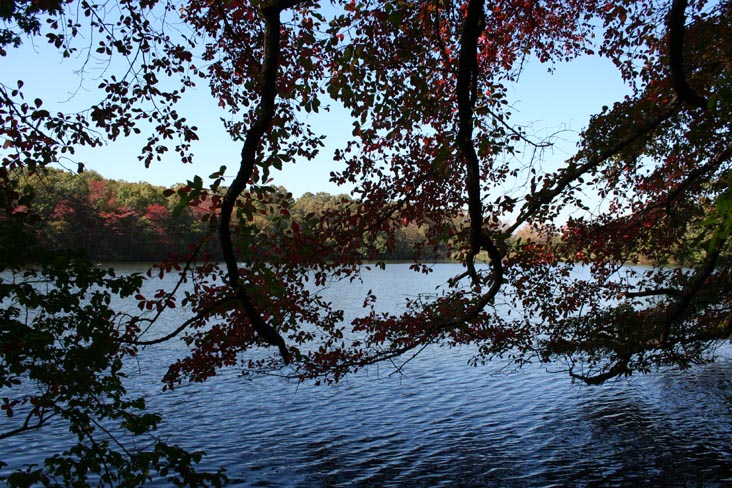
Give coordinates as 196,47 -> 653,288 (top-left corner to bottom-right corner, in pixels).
4,264 -> 732,486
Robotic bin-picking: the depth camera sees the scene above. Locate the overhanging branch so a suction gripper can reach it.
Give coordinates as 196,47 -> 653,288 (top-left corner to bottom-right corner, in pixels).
456,0 -> 504,295
507,97 -> 681,235
668,0 -> 708,109
217,1 -> 308,364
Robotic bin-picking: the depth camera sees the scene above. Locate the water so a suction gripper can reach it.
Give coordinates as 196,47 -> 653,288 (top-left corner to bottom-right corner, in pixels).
3,263 -> 732,486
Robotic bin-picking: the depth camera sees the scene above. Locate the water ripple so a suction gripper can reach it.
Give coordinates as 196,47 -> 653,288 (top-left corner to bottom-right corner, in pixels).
3,264 -> 732,487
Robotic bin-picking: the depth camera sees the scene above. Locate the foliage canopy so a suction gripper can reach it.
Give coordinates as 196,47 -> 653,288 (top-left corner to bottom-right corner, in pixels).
1,0 -> 731,484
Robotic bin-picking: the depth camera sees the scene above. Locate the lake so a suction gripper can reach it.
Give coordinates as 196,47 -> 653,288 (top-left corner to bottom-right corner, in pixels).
3,263 -> 732,486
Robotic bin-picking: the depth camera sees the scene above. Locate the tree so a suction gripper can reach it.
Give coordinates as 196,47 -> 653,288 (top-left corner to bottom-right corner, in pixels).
1,0 -> 731,484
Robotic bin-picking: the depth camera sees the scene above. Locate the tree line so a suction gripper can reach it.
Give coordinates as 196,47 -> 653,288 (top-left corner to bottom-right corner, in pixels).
15,168 -> 449,262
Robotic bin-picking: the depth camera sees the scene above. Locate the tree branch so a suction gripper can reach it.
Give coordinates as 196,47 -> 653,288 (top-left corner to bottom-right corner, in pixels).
0,401 -> 55,441
217,2 -> 307,365
646,143 -> 732,214
661,236 -> 725,343
132,296 -> 236,346
569,354 -> 630,385
456,0 -> 504,295
507,97 -> 682,235
668,0 -> 708,109
622,287 -> 682,299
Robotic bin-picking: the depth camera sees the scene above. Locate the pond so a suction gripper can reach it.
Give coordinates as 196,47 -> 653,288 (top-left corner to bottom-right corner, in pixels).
3,263 -> 732,487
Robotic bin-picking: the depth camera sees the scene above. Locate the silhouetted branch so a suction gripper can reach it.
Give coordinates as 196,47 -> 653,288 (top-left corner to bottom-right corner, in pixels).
217,2 -> 308,365
668,0 -> 708,108
456,0 -> 504,296
507,97 -> 681,234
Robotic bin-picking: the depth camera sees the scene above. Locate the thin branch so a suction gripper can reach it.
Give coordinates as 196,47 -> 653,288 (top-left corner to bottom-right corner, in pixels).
479,102 -> 553,149
132,296 -> 236,346
0,405 -> 56,440
569,354 -> 630,385
507,97 -> 682,235
643,143 -> 732,214
661,235 -> 726,343
135,242 -> 204,340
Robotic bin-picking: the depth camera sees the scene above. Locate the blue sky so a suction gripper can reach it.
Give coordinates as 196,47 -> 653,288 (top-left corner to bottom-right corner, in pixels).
2,33 -> 629,198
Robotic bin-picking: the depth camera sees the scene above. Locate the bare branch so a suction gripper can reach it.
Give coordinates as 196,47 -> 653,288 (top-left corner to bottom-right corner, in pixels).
622,287 -> 682,299
569,355 -> 630,385
507,97 -> 682,235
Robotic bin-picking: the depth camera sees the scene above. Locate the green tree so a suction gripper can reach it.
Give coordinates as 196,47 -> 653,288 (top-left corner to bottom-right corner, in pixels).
116,182 -> 167,213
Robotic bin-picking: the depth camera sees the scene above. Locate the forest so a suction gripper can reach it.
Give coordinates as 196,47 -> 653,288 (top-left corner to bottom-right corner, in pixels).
14,168 -> 449,261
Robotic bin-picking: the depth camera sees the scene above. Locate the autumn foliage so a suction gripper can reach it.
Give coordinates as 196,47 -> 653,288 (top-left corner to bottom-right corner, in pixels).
2,0 -> 732,485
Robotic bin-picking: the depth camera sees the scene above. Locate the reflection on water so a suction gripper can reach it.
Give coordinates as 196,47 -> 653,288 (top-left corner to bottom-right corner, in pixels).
140,349 -> 732,487
3,263 -> 732,487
